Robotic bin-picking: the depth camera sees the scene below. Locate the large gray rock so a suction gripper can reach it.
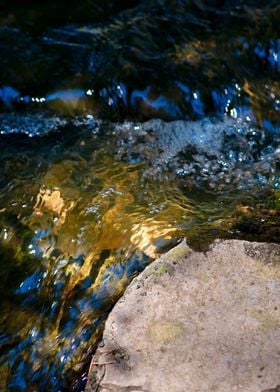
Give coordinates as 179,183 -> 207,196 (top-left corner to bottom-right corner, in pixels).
86,240 -> 280,392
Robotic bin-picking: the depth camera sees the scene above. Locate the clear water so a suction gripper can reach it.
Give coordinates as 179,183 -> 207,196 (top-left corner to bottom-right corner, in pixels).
0,1 -> 279,391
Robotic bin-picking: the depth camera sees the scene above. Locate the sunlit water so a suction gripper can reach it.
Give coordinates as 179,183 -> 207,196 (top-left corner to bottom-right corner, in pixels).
0,1 -> 279,391
0,115 -> 279,391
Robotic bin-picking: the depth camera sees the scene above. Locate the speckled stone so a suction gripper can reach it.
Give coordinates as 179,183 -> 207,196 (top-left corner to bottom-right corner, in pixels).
86,240 -> 280,392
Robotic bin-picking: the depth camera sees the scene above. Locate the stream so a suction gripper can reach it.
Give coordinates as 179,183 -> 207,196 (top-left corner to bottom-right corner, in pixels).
0,1 -> 279,391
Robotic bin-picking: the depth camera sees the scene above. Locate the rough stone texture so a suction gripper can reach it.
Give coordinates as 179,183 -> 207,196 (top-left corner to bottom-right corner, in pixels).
86,240 -> 280,392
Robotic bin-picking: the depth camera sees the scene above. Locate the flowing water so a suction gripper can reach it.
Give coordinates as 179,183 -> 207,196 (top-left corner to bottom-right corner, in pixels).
0,1 -> 279,391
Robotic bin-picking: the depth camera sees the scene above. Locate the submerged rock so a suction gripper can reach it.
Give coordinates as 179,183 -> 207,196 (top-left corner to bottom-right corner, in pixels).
86,239 -> 280,392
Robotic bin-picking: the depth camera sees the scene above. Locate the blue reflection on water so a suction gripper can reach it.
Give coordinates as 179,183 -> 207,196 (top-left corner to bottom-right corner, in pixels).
9,360 -> 27,391
149,95 -> 181,116
100,82 -> 128,107
3,245 -> 150,391
46,89 -> 85,102
211,89 -> 228,113
263,118 -> 277,133
0,86 -> 20,108
131,86 -> 181,117
240,36 -> 249,50
16,271 -> 43,295
268,40 -> 280,71
176,81 -> 190,101
191,91 -> 204,115
254,43 -> 266,59
130,86 -> 151,106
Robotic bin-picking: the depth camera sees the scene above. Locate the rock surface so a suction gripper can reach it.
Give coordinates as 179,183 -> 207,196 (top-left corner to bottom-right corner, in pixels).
86,239 -> 280,392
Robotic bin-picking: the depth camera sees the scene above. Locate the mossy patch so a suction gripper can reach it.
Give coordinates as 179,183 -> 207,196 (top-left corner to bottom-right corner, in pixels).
249,311 -> 280,332
153,263 -> 174,276
161,244 -> 191,262
271,256 -> 280,266
255,259 -> 280,279
148,320 -> 185,343
200,271 -> 211,283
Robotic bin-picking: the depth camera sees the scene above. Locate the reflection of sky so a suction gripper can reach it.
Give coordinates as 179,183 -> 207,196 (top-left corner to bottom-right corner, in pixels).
46,89 -> 85,102
262,118 -> 277,133
100,82 -> 128,107
176,82 -> 205,115
0,86 -> 19,108
131,85 -> 182,117
254,40 -> 280,71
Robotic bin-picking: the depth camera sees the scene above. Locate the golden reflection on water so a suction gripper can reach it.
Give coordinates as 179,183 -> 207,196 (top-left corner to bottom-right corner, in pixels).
32,156 -> 193,278
0,147 -> 205,388
29,154 -> 196,258
0,133 -> 278,389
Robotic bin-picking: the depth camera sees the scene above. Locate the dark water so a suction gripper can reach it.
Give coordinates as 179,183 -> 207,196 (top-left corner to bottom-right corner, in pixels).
0,1 -> 279,391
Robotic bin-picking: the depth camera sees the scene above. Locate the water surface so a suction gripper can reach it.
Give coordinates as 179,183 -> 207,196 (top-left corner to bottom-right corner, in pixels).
0,1 -> 279,390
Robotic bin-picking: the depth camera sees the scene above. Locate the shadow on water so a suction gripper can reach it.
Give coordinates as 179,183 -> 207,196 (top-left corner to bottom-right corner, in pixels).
0,0 -> 279,124
0,0 -> 279,390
